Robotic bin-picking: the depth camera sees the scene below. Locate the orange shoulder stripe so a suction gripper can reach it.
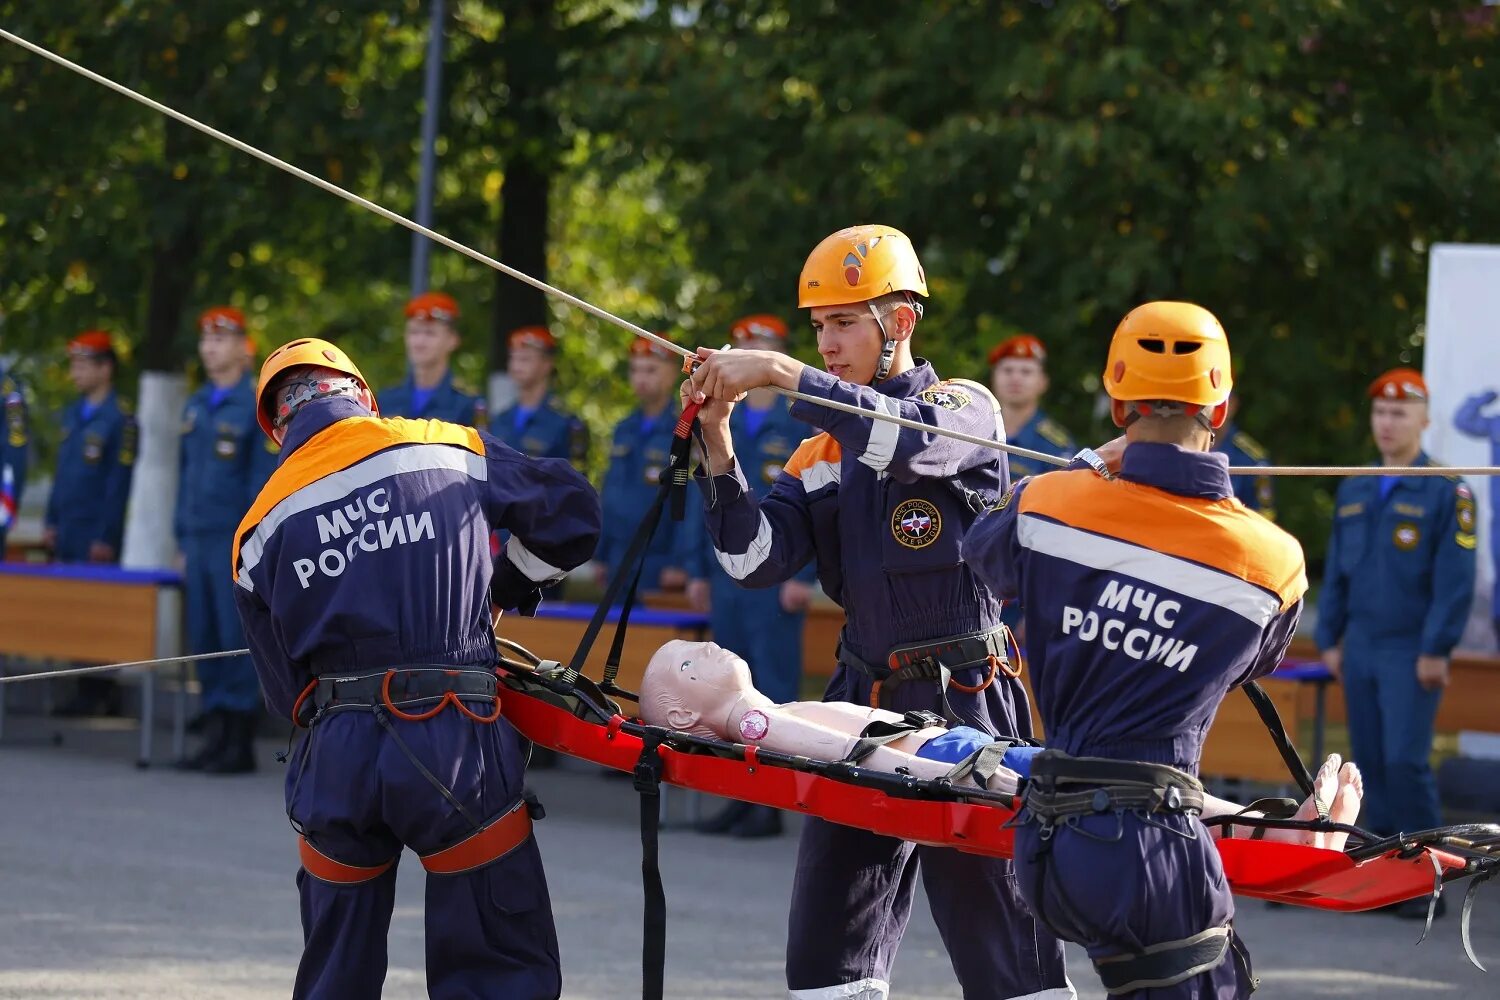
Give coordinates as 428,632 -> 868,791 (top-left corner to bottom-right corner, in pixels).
783,433 -> 841,478
1018,469 -> 1307,610
234,417 -> 484,576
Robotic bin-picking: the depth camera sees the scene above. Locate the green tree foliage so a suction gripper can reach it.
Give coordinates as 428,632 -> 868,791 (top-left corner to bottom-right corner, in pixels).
572,0 -> 1500,558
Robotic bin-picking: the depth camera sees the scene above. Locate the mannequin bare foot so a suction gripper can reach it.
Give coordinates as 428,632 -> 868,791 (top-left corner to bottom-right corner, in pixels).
1324,761 -> 1364,852
1242,754 -> 1340,846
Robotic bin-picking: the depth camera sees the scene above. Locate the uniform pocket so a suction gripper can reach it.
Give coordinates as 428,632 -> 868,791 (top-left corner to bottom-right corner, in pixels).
880,481 -> 964,573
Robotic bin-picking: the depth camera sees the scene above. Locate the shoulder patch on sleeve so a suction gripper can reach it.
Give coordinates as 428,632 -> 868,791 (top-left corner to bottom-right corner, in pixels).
1037,418 -> 1073,449
918,381 -> 973,412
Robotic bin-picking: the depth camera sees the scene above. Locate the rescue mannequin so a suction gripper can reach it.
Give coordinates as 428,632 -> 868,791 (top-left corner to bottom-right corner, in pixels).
640,640 -> 1363,851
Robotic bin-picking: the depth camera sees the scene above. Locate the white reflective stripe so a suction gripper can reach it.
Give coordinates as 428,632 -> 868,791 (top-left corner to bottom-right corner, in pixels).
1006,987 -> 1077,1000
235,444 -> 487,592
799,460 -> 840,493
714,511 -> 775,581
505,535 -> 567,584
1017,515 -> 1282,627
788,979 -> 889,999
857,395 -> 902,473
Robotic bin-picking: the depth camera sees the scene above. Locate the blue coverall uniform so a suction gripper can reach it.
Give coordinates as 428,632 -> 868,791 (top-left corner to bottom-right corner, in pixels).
597,405 -> 684,590
964,443 -> 1308,999
46,390 -> 136,562
999,410 -> 1076,631
0,364 -> 29,555
678,394 -> 812,704
697,362 -> 1070,1000
378,368 -> 487,426
232,395 -> 601,999
489,390 -> 587,463
175,373 -> 278,715
1212,422 -> 1275,518
1454,391 -> 1500,637
1314,454 -> 1476,836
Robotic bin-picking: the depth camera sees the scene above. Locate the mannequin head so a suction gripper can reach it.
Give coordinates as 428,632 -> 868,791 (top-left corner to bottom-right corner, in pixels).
639,640 -> 766,737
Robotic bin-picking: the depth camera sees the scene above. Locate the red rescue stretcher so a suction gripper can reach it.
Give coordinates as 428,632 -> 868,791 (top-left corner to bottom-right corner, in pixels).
496,654 -> 1491,916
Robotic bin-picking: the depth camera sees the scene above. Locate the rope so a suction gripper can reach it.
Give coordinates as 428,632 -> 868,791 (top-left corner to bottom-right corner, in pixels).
3,28 -> 1497,480
0,648 -> 252,684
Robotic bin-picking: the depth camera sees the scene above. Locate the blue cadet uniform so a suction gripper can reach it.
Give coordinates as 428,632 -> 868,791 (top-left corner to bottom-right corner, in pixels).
176,372 -> 278,719
490,391 -> 587,463
378,368 -> 487,426
678,394 -> 812,704
964,443 -> 1307,999
1454,390 -> 1500,635
232,394 -> 601,1000
46,389 -> 136,561
697,362 -> 1070,1000
1314,452 -> 1476,835
597,404 -> 685,589
1005,410 -> 1077,482
0,364 -> 29,554
1213,422 -> 1275,518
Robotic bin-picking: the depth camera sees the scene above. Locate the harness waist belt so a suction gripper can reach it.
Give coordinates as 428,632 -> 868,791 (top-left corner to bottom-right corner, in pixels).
837,626 -> 1007,682
298,667 -> 499,725
1023,750 -> 1205,822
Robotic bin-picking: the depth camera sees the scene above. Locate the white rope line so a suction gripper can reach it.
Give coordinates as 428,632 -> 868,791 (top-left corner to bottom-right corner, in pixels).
3,27 -> 1496,480
0,648 -> 251,684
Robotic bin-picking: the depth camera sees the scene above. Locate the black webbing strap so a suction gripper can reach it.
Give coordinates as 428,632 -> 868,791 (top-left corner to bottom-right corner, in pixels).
1093,926 -> 1232,995
1242,680 -> 1316,798
371,708 -> 484,833
603,549 -> 651,693
841,710 -> 945,765
634,736 -> 668,1000
943,740 -> 1017,789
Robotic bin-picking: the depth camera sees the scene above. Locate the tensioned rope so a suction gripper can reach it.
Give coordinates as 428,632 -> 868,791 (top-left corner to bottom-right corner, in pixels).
3,26 -> 1496,481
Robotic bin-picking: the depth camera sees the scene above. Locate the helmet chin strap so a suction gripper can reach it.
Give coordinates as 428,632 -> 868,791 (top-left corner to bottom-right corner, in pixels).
869,302 -> 897,383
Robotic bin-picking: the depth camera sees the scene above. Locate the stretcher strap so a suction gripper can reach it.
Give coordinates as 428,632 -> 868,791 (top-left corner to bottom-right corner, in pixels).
634,737 -> 668,1000
1241,680 -> 1316,799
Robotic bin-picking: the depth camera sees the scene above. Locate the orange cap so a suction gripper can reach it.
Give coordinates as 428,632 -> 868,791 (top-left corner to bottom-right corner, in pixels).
508,326 -> 557,353
1367,367 -> 1428,401
730,314 -> 788,344
630,334 -> 677,362
199,306 -> 246,336
987,334 -> 1046,367
68,330 -> 115,357
405,291 -> 460,323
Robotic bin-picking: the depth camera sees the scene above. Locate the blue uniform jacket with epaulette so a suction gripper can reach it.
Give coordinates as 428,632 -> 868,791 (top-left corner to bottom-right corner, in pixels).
1005,410 -> 1076,481
379,368 -> 487,426
0,364 -> 29,536
175,373 -> 279,538
489,390 -> 587,463
231,395 -> 601,720
597,405 -> 685,583
46,390 -> 137,554
963,443 -> 1307,772
1213,422 -> 1276,518
1314,453 -> 1477,656
695,362 -> 1006,663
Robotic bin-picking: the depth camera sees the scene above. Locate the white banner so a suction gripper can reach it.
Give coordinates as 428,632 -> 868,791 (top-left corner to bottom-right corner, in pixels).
1423,243 -> 1500,651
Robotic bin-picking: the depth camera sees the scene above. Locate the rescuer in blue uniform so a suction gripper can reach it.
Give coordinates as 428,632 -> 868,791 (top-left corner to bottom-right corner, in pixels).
378,292 -> 487,426
175,306 -> 278,774
0,337 -> 29,558
684,226 -> 1070,1000
1213,394 -> 1276,518
594,335 -> 689,594
988,333 -> 1076,482
489,326 -> 587,463
44,331 -> 138,717
233,337 -> 600,1000
964,301 -> 1308,999
1316,367 -> 1476,920
680,313 -> 815,839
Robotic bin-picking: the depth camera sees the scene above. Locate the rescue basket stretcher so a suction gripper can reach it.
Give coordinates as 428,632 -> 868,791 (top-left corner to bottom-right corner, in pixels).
495,652 -> 1486,915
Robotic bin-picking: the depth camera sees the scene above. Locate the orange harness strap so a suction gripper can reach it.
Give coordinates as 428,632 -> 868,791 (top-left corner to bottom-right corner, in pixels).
420,799 -> 533,876
298,839 -> 396,885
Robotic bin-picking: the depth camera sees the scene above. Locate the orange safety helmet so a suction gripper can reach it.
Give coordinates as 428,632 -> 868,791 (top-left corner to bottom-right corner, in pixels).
730,314 -> 788,344
254,338 -> 373,439
797,225 -> 928,309
1102,302 -> 1233,408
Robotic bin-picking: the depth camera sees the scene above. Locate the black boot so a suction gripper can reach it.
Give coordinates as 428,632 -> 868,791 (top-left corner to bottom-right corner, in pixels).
204,710 -> 258,775
731,805 -> 785,839
176,709 -> 226,771
696,799 -> 752,835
